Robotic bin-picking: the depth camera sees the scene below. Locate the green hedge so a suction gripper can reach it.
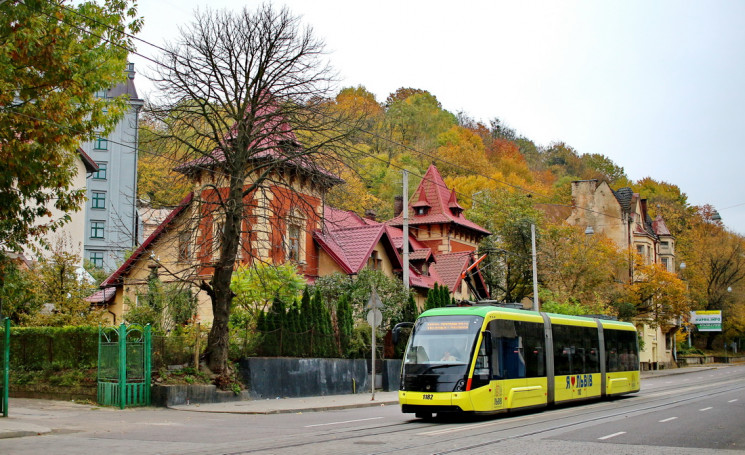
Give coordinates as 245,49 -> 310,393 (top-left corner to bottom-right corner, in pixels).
9,326 -> 99,370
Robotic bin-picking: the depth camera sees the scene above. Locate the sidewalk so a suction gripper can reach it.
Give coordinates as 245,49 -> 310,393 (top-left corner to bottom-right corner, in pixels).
170,390 -> 400,415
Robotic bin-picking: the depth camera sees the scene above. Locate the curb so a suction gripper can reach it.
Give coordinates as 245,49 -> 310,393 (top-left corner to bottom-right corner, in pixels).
169,399 -> 400,415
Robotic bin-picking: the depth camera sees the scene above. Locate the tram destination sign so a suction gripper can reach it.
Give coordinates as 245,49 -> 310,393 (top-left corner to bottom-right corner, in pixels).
690,310 -> 722,332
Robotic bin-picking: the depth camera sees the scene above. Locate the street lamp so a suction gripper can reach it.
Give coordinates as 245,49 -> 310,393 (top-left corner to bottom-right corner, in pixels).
679,262 -> 691,348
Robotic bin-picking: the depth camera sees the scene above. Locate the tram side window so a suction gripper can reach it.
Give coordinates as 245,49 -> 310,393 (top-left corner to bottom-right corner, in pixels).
552,324 -> 600,375
519,321 -> 546,377
487,320 -> 545,379
582,326 -> 600,374
606,329 -> 638,372
553,325 -> 573,376
605,329 -> 638,372
605,330 -> 617,372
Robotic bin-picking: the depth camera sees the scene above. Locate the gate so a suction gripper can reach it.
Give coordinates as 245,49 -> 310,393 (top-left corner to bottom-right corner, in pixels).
98,323 -> 151,409
1,318 -> 9,417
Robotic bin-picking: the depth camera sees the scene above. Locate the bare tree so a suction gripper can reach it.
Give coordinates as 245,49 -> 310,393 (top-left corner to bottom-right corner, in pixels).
146,5 -> 353,373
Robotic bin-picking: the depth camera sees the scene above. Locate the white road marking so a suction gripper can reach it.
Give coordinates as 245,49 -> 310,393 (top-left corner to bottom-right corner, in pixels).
729,399 -> 738,403
598,431 -> 626,440
658,417 -> 678,423
304,417 -> 383,428
699,407 -> 713,411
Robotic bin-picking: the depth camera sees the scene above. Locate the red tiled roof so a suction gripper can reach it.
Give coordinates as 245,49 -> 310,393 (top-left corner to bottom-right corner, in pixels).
652,215 -> 672,236
175,101 -> 342,186
324,206 -> 373,229
314,224 -> 402,274
409,264 -> 441,289
387,165 -> 490,235
431,251 -> 472,293
409,248 -> 433,262
77,147 -> 98,174
101,192 -> 194,288
85,287 -> 116,304
384,225 -> 428,251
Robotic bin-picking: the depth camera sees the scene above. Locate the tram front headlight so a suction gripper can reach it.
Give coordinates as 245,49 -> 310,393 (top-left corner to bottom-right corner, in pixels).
453,378 -> 465,392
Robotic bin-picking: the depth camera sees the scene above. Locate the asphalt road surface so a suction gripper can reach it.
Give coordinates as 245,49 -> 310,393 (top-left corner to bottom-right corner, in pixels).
2,365 -> 744,454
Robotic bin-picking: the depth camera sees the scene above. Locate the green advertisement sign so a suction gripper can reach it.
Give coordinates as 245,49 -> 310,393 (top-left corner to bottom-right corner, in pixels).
691,310 -> 722,332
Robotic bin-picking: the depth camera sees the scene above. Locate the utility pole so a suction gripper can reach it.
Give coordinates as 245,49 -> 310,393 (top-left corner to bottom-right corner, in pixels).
402,170 -> 409,291
531,223 -> 539,311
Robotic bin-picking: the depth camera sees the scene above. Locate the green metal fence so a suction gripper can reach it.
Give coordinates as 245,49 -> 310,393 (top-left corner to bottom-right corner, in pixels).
97,324 -> 151,409
1,318 -> 9,417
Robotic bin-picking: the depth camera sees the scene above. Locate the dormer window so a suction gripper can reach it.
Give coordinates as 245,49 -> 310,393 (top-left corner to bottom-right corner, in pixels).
415,207 -> 428,216
368,250 -> 382,270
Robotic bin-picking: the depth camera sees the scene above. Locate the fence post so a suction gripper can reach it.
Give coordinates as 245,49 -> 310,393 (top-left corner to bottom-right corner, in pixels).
2,318 -> 9,417
144,324 -> 151,406
118,323 -> 127,410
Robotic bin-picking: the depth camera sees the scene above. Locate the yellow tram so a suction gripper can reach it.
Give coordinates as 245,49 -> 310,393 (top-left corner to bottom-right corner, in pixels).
396,306 -> 640,418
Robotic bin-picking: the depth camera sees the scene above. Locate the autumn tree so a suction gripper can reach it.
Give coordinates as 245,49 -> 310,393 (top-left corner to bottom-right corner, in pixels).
147,5 -> 352,373
622,260 -> 688,328
22,239 -> 106,327
137,116 -> 193,207
469,189 -> 543,303
0,0 -> 141,251
435,126 -> 492,176
539,223 -> 628,314
680,206 -> 745,349
384,90 -> 456,158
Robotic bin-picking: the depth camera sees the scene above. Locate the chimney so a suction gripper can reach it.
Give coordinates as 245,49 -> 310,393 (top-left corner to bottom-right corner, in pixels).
394,196 -> 404,217
126,62 -> 135,80
364,209 -> 377,222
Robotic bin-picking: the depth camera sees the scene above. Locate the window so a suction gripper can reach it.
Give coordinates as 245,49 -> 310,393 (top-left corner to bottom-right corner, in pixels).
367,250 -> 382,270
178,230 -> 192,262
660,241 -> 670,252
661,257 -> 671,272
94,136 -> 108,150
604,329 -> 638,372
93,162 -> 107,180
90,221 -> 105,239
552,324 -> 600,376
487,319 -> 546,379
91,191 -> 106,209
94,89 -> 108,99
287,223 -> 301,262
286,211 -> 305,263
89,251 -> 104,268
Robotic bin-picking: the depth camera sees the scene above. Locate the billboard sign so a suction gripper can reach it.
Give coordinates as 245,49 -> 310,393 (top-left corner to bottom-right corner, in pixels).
690,310 -> 722,332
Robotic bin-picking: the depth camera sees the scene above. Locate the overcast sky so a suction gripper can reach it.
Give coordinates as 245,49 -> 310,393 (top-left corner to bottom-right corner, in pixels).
130,0 -> 745,235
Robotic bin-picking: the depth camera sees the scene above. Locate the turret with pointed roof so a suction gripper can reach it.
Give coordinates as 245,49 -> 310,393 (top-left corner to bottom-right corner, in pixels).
387,164 -> 490,254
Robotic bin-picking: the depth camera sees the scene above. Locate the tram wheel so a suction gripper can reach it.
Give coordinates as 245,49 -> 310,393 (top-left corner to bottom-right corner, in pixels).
415,411 -> 433,420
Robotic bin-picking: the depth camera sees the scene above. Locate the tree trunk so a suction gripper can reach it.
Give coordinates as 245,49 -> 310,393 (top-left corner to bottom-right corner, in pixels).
205,179 -> 244,374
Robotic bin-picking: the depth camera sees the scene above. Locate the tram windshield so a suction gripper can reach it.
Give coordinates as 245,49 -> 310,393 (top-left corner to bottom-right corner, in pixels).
401,315 -> 484,392
404,316 -> 484,365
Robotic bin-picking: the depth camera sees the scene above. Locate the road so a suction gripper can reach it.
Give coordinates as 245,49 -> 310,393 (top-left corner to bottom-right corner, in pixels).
2,365 -> 744,454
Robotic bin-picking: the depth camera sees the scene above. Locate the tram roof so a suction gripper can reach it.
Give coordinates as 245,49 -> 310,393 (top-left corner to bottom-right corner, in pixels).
418,305 -> 636,330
